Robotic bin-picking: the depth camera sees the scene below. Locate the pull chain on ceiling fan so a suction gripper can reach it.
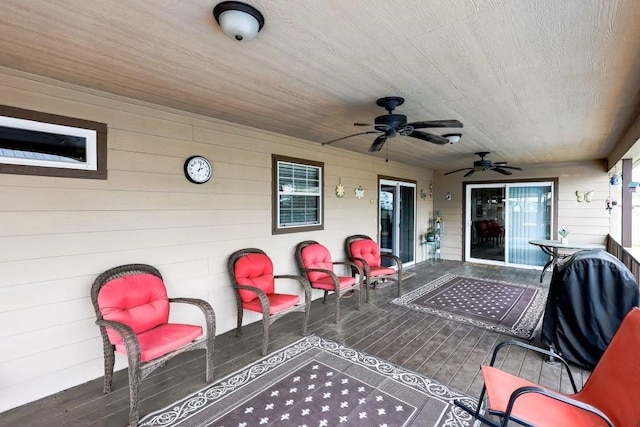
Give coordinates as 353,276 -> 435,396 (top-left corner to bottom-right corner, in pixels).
322,96 -> 463,152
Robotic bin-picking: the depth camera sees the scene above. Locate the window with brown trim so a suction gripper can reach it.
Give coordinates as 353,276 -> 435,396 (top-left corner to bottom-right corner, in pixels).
272,154 -> 324,234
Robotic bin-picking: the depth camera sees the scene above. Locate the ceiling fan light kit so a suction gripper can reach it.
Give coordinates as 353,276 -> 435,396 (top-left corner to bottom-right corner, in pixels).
322,96 -> 463,152
213,1 -> 264,42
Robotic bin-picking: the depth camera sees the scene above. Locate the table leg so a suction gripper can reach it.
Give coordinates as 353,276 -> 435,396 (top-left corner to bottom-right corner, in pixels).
538,245 -> 557,283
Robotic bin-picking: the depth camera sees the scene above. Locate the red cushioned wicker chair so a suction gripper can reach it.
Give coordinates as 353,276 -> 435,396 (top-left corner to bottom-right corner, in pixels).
295,240 -> 364,323
228,248 -> 311,356
455,307 -> 640,427
91,264 -> 216,427
345,234 -> 403,299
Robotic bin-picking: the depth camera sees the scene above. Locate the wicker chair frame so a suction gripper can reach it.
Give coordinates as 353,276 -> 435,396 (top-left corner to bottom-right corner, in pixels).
294,240 -> 364,323
345,234 -> 403,299
228,248 -> 312,356
90,263 -> 216,427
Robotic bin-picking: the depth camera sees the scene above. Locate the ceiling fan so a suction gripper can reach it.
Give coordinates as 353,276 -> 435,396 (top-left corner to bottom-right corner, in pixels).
444,152 -> 523,177
322,96 -> 463,152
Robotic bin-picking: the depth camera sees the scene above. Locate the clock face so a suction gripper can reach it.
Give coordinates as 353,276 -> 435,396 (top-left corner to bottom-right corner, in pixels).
184,156 -> 212,184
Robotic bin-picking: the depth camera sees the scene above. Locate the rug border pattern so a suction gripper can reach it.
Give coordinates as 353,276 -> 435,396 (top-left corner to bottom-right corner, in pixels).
391,273 -> 547,339
138,335 -> 478,427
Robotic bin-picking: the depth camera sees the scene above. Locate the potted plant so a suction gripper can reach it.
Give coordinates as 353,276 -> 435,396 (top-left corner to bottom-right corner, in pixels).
425,228 -> 436,242
558,228 -> 570,244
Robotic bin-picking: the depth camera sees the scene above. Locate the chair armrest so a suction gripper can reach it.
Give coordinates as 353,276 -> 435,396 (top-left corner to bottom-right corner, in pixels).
503,385 -> 614,427
274,274 -> 312,300
332,261 -> 363,282
349,256 -> 370,275
380,253 -> 403,270
95,319 -> 141,360
169,297 -> 216,337
489,340 -> 578,393
301,267 -> 342,291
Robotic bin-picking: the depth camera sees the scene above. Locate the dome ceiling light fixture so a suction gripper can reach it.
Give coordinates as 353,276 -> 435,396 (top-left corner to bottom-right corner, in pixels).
213,1 -> 265,42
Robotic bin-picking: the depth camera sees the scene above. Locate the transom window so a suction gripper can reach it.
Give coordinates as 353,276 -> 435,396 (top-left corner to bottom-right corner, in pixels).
272,154 -> 324,234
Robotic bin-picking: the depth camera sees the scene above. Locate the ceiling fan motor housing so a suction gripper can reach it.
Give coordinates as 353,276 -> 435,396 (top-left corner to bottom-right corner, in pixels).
374,114 -> 407,132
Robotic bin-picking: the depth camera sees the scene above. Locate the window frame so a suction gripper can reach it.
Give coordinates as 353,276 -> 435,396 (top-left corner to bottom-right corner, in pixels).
0,105 -> 107,179
272,154 -> 324,234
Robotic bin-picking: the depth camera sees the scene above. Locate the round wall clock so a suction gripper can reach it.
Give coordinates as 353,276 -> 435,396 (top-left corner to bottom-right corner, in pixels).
184,156 -> 212,184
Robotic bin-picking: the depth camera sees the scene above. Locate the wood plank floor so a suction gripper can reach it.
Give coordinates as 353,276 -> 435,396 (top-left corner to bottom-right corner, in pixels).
0,260 -> 590,427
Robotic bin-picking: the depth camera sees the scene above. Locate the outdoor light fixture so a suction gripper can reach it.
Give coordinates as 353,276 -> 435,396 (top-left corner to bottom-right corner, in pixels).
443,133 -> 462,144
213,1 -> 264,42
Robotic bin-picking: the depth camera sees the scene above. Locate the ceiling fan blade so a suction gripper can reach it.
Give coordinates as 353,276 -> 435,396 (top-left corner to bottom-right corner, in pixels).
499,165 -> 523,171
407,119 -> 463,129
322,130 -> 382,146
464,170 -> 476,177
369,134 -> 388,152
492,167 -> 513,175
407,131 -> 449,145
444,168 -> 473,175
354,122 -> 373,127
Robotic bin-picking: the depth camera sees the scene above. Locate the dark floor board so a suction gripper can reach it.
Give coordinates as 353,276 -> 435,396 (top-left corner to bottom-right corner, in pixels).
429,324 -> 486,385
0,260 -> 589,427
418,322 -> 476,377
449,330 -> 501,394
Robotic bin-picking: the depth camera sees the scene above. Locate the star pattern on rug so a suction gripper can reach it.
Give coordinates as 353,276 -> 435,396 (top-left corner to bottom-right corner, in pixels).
429,278 -> 525,320
214,362 -> 413,427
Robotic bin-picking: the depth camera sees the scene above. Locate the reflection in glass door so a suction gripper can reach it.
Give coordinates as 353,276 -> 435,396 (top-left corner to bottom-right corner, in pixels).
379,179 -> 415,266
465,182 -> 553,267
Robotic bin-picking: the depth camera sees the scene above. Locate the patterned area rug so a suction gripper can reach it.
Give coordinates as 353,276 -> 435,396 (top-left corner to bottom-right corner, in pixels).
392,273 -> 547,339
138,335 -> 478,427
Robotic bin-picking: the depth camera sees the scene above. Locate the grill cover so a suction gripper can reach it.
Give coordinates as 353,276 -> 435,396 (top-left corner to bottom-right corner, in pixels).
541,249 -> 639,369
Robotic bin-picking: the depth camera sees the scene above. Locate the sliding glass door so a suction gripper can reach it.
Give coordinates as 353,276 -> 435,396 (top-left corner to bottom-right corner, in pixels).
507,184 -> 552,267
465,182 -> 553,267
379,179 -> 416,266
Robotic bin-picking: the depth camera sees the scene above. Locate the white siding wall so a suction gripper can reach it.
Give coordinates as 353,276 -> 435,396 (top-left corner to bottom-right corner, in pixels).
0,71 -> 433,411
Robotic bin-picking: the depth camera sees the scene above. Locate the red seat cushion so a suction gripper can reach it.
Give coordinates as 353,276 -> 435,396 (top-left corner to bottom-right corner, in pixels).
349,239 -> 382,269
233,253 -> 275,303
97,273 -> 169,345
310,275 -> 356,291
369,266 -> 396,277
482,366 -> 610,426
243,293 -> 300,314
115,323 -> 203,362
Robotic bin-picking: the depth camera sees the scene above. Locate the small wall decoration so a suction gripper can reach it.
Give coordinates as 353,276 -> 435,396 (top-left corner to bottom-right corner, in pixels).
355,186 -> 365,199
335,183 -> 345,198
575,190 -> 594,203
610,174 -> 621,185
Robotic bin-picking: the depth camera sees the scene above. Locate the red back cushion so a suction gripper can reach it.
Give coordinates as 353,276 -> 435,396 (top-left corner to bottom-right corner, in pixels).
350,239 -> 381,269
301,243 -> 333,282
97,273 -> 169,345
579,307 -> 640,426
234,253 -> 275,302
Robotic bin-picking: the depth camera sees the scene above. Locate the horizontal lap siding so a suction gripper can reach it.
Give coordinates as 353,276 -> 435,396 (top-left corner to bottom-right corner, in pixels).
0,70 -> 432,411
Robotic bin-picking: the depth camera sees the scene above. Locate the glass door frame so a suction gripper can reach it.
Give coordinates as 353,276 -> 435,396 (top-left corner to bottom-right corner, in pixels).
378,177 -> 417,268
464,180 -> 557,268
